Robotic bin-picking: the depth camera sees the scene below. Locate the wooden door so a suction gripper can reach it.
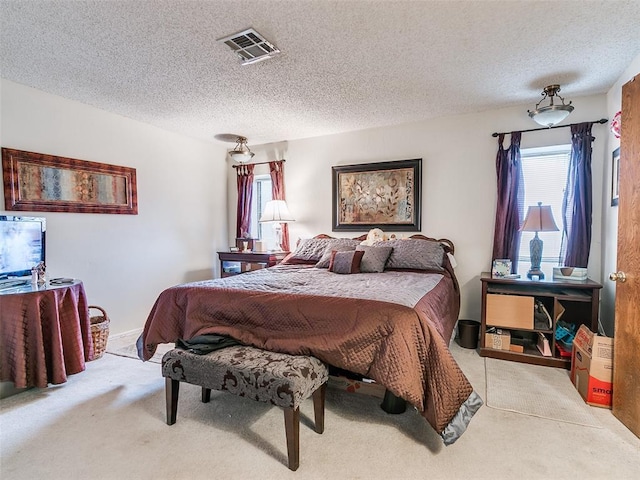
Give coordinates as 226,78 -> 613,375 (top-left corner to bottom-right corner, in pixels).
612,74 -> 640,438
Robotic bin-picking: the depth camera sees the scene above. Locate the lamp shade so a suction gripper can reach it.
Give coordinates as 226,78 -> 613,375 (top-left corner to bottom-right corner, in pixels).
529,106 -> 573,127
229,150 -> 254,163
259,200 -> 295,223
521,202 -> 559,232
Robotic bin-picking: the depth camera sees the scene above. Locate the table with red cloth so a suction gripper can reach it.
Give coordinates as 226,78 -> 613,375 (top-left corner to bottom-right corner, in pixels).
0,280 -> 93,389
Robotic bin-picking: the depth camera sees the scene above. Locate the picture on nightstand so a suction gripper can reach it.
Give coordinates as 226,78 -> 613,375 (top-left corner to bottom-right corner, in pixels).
491,259 -> 512,277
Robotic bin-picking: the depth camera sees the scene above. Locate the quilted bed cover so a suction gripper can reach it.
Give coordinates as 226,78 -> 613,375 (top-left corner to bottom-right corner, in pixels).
140,264 -> 481,444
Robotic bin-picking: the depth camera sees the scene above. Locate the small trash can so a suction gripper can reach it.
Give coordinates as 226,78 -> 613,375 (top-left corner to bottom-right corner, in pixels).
457,319 -> 480,349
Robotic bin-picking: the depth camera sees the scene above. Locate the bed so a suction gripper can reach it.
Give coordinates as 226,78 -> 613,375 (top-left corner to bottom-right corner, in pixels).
139,234 -> 482,445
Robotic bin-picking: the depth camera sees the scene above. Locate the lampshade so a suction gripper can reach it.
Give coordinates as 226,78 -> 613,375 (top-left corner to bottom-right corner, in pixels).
259,200 -> 295,223
521,202 -> 559,232
528,85 -> 574,127
228,136 -> 254,163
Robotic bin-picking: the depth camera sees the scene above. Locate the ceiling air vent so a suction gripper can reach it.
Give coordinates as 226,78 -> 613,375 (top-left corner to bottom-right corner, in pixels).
218,28 -> 280,65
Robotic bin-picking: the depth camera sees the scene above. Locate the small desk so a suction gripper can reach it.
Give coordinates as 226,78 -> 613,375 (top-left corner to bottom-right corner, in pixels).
479,273 -> 602,369
218,251 -> 289,277
0,280 -> 93,388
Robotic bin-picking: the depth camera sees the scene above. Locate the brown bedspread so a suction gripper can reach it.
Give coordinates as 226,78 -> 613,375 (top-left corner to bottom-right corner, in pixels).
141,265 -> 475,435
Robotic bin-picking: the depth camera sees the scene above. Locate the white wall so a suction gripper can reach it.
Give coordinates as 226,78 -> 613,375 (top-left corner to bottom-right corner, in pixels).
1,77 -> 613,336
601,53 -> 640,335
1,79 -> 229,335
229,94 -> 608,322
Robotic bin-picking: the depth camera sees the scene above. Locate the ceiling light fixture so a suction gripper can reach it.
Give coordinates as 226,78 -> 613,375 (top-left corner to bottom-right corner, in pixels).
228,136 -> 255,163
528,85 -> 574,127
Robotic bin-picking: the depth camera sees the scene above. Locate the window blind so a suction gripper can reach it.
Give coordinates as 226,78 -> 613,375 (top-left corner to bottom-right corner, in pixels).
519,145 -> 571,264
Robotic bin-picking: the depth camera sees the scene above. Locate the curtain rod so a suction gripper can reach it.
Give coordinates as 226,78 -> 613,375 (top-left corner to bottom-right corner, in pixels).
232,159 -> 286,169
491,118 -> 608,137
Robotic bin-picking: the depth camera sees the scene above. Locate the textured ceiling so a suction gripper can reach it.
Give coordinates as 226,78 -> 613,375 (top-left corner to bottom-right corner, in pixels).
2,1 -> 640,146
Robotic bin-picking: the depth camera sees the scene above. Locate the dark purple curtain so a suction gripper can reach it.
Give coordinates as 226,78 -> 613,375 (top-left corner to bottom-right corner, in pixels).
236,164 -> 255,238
492,132 -> 524,273
269,161 -> 290,251
561,123 -> 593,267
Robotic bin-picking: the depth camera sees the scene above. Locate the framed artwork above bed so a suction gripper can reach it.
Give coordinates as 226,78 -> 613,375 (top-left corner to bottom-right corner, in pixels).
332,158 -> 421,231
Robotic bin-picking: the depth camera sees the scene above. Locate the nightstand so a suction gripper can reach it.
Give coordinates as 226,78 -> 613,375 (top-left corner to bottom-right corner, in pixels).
217,251 -> 289,277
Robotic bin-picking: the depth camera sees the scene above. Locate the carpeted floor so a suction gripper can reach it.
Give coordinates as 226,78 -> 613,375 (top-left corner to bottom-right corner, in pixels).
106,340 -> 171,364
485,357 -> 601,427
1,337 -> 639,479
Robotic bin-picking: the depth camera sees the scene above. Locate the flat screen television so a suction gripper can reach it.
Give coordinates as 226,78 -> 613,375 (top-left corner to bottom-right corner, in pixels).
0,216 -> 46,280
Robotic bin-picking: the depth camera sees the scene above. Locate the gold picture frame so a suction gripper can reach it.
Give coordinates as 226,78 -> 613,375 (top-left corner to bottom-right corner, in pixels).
332,158 -> 421,231
2,148 -> 138,214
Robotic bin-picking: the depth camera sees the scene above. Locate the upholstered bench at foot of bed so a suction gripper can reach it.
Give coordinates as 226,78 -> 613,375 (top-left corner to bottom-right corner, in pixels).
161,346 -> 329,471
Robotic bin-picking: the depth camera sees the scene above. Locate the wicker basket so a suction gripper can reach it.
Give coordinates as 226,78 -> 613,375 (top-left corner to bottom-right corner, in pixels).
89,305 -> 109,360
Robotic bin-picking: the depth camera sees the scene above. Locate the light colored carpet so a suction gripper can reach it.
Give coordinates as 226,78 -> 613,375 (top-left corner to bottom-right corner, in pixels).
2,339 -> 639,479
107,342 -> 172,364
105,330 -> 173,364
485,357 -> 601,428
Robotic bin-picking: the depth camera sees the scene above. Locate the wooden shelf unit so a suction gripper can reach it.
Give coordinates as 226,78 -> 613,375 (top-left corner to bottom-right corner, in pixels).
480,273 -> 602,369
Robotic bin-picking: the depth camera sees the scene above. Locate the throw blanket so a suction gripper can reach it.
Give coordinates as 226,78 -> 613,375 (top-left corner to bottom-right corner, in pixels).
140,265 -> 481,444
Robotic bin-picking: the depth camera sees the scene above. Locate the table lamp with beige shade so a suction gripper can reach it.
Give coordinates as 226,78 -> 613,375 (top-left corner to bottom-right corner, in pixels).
520,202 -> 559,280
259,200 -> 295,252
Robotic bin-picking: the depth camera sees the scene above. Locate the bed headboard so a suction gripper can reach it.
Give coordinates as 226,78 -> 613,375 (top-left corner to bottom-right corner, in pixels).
408,235 -> 455,255
308,233 -> 455,255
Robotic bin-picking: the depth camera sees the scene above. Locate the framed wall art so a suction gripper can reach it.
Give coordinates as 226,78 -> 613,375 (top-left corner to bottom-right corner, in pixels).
2,148 -> 138,214
332,158 -> 421,231
611,147 -> 620,207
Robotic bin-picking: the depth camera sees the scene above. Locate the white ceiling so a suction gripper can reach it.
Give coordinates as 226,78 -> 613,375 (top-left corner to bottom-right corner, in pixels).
2,1 -> 640,147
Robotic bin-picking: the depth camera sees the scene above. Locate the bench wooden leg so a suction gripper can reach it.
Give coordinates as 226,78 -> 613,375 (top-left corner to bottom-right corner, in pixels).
312,383 -> 326,434
202,387 -> 211,403
283,407 -> 300,471
165,378 -> 179,425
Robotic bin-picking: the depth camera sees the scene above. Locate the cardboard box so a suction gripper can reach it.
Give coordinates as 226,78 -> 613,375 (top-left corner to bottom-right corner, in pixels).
485,329 -> 511,350
509,336 -> 526,353
486,294 -> 534,329
328,375 -> 385,399
570,325 -> 613,408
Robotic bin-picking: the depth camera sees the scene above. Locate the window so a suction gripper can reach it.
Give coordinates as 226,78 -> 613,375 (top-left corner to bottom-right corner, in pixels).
249,175 -> 276,248
518,145 -> 571,276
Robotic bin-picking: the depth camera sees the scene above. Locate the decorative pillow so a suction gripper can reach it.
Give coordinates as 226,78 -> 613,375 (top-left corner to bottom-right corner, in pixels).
355,245 -> 393,273
315,238 -> 361,268
328,250 -> 365,274
282,238 -> 333,264
374,239 -> 445,271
